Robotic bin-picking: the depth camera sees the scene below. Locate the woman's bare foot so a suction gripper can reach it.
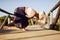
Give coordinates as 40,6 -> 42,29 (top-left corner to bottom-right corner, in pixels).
21,28 -> 26,31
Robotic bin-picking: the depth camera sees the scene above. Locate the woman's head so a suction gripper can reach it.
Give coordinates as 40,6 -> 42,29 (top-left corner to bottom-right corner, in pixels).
25,7 -> 38,19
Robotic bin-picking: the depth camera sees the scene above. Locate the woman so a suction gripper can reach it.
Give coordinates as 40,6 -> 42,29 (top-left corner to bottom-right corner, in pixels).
13,7 -> 38,31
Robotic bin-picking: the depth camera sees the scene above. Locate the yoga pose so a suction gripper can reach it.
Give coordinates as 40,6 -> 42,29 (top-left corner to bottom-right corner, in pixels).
13,7 -> 38,31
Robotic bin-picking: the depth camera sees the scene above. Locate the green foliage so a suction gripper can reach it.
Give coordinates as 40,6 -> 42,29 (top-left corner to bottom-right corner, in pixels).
56,18 -> 60,31
0,16 -> 6,20
28,18 -> 38,25
0,16 -> 14,26
0,16 -> 7,26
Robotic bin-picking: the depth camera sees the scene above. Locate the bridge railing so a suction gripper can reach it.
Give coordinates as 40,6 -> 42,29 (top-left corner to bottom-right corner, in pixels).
48,1 -> 60,29
0,8 -> 13,29
0,1 -> 60,29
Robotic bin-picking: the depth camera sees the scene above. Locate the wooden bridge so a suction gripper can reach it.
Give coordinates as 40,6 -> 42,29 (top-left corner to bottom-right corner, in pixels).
0,1 -> 60,29
0,26 -> 60,40
0,1 -> 60,40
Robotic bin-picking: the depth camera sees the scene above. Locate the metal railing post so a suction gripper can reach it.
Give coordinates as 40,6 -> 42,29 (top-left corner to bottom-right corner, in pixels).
53,6 -> 60,26
8,15 -> 11,25
50,12 -> 53,25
